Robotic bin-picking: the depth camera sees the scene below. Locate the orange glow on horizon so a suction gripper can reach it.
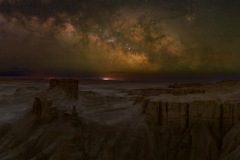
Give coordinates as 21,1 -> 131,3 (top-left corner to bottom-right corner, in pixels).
102,77 -> 113,81
101,76 -> 125,81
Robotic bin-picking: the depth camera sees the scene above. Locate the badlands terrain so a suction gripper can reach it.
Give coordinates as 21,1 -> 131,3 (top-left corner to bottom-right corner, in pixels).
0,79 -> 240,160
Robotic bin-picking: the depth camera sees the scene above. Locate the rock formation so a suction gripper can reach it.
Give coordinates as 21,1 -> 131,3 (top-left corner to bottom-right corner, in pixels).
3,80 -> 240,160
32,97 -> 57,122
49,79 -> 78,99
141,99 -> 240,134
31,79 -> 80,124
72,105 -> 78,117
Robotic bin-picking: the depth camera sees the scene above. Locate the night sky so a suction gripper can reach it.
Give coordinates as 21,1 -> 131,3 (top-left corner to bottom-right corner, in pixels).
0,0 -> 239,79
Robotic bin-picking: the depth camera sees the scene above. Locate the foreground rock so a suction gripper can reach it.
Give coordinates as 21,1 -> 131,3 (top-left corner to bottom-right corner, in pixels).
1,80 -> 240,160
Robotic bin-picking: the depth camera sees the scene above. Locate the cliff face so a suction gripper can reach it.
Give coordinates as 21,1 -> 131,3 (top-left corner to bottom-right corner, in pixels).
32,97 -> 58,122
2,80 -> 240,160
31,79 -> 79,123
142,99 -> 240,134
49,79 -> 78,99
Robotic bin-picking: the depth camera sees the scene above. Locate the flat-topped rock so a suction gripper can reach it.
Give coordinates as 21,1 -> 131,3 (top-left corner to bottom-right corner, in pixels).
49,79 -> 78,99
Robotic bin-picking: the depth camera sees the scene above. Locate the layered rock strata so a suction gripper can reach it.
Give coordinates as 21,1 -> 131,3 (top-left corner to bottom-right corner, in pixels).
142,99 -> 240,134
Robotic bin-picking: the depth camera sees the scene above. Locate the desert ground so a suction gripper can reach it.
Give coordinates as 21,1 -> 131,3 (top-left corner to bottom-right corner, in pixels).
0,79 -> 240,160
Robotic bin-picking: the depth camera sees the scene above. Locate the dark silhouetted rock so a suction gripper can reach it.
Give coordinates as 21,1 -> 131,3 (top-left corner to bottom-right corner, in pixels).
49,79 -> 78,99
72,105 -> 78,117
32,97 -> 57,122
33,97 -> 42,119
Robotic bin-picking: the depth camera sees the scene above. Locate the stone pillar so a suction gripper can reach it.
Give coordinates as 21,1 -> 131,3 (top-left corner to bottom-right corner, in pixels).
72,105 -> 78,117
33,97 -> 42,119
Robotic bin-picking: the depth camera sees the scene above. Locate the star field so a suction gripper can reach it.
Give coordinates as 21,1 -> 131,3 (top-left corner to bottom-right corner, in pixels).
0,0 -> 239,78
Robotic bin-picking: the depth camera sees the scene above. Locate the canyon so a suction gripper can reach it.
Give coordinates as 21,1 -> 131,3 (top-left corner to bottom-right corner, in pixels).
0,79 -> 240,159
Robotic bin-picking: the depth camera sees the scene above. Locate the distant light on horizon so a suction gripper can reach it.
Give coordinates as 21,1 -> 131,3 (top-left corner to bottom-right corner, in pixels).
102,77 -> 114,81
101,77 -> 125,81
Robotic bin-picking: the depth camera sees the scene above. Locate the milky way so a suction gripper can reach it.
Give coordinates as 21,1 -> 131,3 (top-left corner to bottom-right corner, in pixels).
0,0 -> 239,78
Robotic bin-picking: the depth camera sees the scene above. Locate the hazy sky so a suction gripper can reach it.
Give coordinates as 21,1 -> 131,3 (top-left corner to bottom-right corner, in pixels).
0,0 -> 239,78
